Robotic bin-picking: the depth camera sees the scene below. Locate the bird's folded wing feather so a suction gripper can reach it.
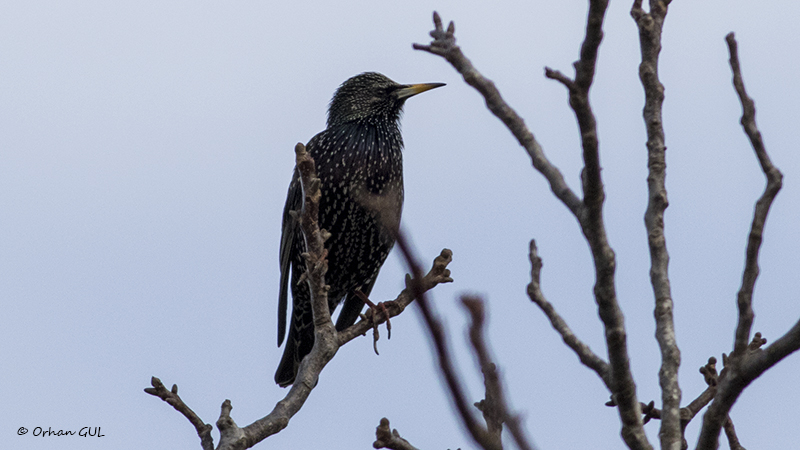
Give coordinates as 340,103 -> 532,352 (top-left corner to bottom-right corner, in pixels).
278,169 -> 301,346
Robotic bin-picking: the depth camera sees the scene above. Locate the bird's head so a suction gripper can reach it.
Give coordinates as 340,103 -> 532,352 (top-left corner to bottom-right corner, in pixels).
327,72 -> 444,127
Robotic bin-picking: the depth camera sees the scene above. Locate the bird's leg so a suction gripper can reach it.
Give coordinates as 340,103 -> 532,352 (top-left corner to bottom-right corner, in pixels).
355,290 -> 392,355
355,290 -> 392,339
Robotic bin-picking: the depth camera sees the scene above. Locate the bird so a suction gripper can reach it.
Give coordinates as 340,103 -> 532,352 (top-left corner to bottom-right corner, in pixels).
275,72 -> 444,387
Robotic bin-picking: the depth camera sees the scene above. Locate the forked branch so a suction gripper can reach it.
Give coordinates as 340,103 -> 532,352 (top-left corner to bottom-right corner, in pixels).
415,8 -> 649,450
413,12 -> 582,218
696,33 -> 794,450
146,144 -> 453,450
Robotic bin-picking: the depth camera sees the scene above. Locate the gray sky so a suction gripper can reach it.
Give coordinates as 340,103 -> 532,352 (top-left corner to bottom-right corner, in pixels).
2,1 -> 799,449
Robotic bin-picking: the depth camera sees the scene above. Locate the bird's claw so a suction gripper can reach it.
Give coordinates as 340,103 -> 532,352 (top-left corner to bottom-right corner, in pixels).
356,290 -> 393,355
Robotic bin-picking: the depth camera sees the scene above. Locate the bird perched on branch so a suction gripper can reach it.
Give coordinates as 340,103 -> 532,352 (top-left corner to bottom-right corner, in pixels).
276,72 -> 444,387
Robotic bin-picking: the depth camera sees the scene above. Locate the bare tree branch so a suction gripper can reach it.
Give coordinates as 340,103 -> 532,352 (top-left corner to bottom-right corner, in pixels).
633,357 -> 754,450
463,297 -> 504,450
413,12 -> 583,219
635,357 -> 717,426
388,231 -> 536,450
144,377 -> 214,450
373,418 -> 420,450
695,32 -> 790,450
698,326 -> 800,449
415,10 -> 649,449
337,249 -> 453,346
146,143 -> 453,450
147,142 -> 334,450
227,142 -> 339,448
392,231 -> 499,450
724,33 -> 784,358
527,240 -> 610,384
548,2 -> 651,446
722,416 -> 746,450
683,358 -> 718,421
145,12 -> 800,450
473,364 -> 503,450
630,2 -> 681,449
463,296 -> 537,450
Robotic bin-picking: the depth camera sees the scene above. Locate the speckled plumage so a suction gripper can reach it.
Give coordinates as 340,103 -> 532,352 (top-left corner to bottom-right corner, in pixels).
275,72 -> 444,387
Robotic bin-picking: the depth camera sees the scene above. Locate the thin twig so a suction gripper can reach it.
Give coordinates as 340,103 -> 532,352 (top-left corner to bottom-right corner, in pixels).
722,416 -> 746,450
463,296 -> 537,450
631,357 -> 720,450
464,298 -> 504,449
630,2 -> 681,449
635,358 -> 718,426
393,231 -> 498,450
413,12 -> 583,219
683,358 -> 718,421
144,377 -> 214,450
527,240 -> 610,384
337,250 -> 453,346
725,33 -> 784,358
695,32 -> 786,450
373,418 -> 420,450
698,324 -> 800,449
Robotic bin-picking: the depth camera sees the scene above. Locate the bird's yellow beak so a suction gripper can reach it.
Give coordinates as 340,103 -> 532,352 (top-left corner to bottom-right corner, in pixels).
396,82 -> 446,99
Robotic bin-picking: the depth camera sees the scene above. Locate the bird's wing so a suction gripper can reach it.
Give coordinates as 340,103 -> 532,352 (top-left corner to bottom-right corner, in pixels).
278,169 -> 301,347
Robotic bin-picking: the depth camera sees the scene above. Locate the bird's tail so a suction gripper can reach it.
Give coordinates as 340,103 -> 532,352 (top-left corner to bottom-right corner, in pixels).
274,304 -> 314,387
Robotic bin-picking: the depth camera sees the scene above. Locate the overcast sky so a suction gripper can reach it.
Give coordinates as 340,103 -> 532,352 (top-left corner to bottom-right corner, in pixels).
2,1 -> 799,449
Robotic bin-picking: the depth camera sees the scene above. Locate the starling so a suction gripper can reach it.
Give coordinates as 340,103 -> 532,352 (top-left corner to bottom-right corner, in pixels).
275,72 -> 444,387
